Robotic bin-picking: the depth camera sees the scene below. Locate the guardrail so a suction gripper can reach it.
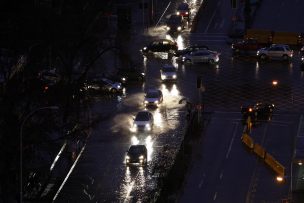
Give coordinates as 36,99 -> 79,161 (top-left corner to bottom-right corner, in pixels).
241,117 -> 285,181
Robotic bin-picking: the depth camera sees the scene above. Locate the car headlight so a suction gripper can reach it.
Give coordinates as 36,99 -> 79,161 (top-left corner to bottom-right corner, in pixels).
133,123 -> 138,128
121,77 -> 126,81
301,56 -> 304,61
143,47 -> 147,50
173,75 -> 177,79
141,73 -> 145,76
139,155 -> 144,159
176,11 -> 180,15
186,12 -> 188,15
178,26 -> 182,31
144,100 -> 148,104
154,101 -> 158,104
161,75 -> 166,80
126,155 -> 130,159
256,51 -> 260,56
166,26 -> 171,31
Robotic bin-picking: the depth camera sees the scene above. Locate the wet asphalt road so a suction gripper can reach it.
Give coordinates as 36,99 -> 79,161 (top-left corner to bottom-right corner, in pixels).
55,0 -> 304,202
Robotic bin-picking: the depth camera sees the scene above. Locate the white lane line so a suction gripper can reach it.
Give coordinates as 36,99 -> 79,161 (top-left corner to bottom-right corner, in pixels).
53,143 -> 87,201
226,122 -> 239,159
50,141 -> 67,172
204,0 -> 222,33
213,192 -> 217,200
123,181 -> 135,203
219,171 -> 224,180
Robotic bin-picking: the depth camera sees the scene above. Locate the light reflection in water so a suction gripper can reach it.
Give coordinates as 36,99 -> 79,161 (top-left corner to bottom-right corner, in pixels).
255,61 -> 259,79
161,84 -> 180,97
176,34 -> 185,50
131,136 -> 139,145
153,108 -> 163,128
145,136 -> 153,161
289,63 -> 293,75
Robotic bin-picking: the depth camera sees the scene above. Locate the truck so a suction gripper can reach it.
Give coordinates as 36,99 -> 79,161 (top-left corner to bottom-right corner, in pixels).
231,38 -> 267,56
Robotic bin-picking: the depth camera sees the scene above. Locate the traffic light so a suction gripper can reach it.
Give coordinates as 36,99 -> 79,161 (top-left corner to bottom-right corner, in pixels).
231,0 -> 237,9
196,76 -> 202,88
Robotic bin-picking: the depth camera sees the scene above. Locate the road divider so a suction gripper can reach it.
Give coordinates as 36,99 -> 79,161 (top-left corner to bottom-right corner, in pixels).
241,132 -> 285,181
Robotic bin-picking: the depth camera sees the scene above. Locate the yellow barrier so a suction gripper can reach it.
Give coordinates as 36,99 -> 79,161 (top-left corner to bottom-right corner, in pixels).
253,143 -> 265,159
272,31 -> 300,45
241,133 -> 254,149
265,153 -> 285,178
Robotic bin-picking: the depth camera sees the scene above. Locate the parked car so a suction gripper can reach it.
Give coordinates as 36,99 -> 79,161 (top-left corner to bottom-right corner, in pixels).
132,111 -> 154,132
144,89 -> 163,107
83,77 -> 123,94
241,102 -> 275,123
116,68 -> 145,83
165,14 -> 187,33
174,45 -> 209,57
125,145 -> 148,166
176,2 -> 190,19
182,50 -> 220,64
141,39 -> 178,54
160,64 -> 177,81
257,44 -> 293,61
231,38 -> 266,56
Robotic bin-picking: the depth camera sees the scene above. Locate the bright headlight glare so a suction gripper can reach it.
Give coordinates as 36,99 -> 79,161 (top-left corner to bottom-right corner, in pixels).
161,75 -> 166,79
176,11 -> 180,15
173,75 -> 176,79
122,77 -> 126,81
126,155 -> 130,159
186,12 -> 188,15
166,26 -> 170,30
143,47 -> 147,50
145,123 -> 150,127
144,100 -> 148,104
139,155 -> 144,159
178,26 -> 182,31
154,101 -> 158,104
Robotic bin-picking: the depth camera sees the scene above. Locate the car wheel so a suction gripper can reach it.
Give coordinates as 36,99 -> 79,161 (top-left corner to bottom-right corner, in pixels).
111,88 -> 117,93
185,59 -> 191,64
209,59 -> 215,64
259,54 -> 267,60
282,54 -> 289,61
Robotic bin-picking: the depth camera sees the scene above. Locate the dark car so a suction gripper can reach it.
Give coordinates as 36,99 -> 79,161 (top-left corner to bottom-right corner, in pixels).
176,2 -> 190,19
241,102 -> 275,123
116,68 -> 145,83
83,77 -> 123,94
165,14 -> 187,33
125,145 -> 148,166
174,45 -> 209,57
37,69 -> 61,93
141,39 -> 178,54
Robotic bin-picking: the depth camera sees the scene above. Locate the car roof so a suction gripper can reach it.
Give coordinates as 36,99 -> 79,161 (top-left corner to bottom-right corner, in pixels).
129,145 -> 147,150
177,2 -> 189,10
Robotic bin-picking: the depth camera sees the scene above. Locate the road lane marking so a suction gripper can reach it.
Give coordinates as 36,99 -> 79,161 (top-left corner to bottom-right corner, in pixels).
226,122 -> 238,159
50,141 -> 67,172
219,171 -> 224,180
219,19 -> 225,28
213,192 -> 217,200
53,143 -> 87,201
204,0 -> 222,33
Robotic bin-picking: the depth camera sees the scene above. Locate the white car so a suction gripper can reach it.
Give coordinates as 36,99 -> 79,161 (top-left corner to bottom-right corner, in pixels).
133,111 -> 154,131
160,65 -> 177,81
257,44 -> 293,61
144,89 -> 163,107
182,50 -> 220,64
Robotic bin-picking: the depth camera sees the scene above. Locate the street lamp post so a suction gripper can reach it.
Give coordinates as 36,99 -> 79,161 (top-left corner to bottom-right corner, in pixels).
19,106 -> 59,203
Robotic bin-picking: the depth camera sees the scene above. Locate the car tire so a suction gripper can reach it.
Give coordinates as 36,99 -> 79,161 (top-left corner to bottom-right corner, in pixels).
111,88 -> 117,93
259,54 -> 267,60
185,59 -> 191,64
209,59 -> 215,64
282,54 -> 289,61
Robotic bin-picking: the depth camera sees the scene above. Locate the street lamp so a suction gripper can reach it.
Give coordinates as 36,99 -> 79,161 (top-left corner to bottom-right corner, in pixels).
20,106 -> 59,203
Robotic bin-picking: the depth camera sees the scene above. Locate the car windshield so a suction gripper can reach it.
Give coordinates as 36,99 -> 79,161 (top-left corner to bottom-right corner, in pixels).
135,112 -> 149,121
162,67 -> 176,72
146,91 -> 159,98
178,3 -> 189,10
129,146 -> 144,154
168,15 -> 181,24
